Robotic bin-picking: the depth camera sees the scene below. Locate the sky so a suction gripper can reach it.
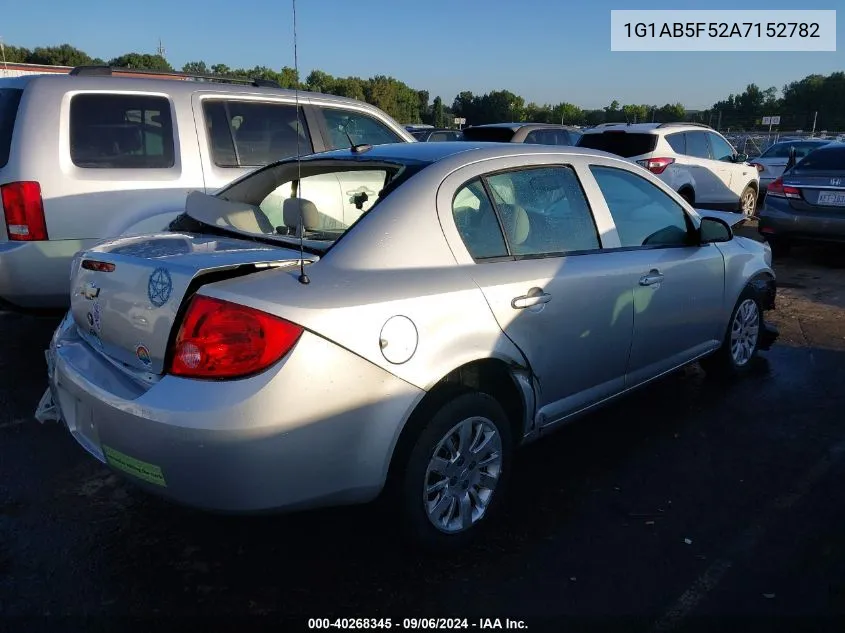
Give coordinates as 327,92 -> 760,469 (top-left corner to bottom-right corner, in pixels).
2,0 -> 844,110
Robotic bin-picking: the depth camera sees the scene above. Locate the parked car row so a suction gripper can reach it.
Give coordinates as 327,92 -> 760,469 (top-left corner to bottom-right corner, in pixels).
3,67 -> 788,550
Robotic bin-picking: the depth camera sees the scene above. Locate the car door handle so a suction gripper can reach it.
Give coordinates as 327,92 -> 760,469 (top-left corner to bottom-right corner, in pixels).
639,270 -> 665,286
512,291 -> 552,309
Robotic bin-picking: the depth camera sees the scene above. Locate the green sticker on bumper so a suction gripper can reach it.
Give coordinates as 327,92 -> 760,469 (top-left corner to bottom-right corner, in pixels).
103,445 -> 167,487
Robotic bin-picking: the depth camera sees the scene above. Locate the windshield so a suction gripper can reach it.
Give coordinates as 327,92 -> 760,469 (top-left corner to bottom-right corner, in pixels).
760,141 -> 828,160
187,159 -> 416,250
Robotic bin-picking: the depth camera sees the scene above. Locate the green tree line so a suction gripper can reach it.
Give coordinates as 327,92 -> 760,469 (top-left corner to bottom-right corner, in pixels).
3,43 -> 843,130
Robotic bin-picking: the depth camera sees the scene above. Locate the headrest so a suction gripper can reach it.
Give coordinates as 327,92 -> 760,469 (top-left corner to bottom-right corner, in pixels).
499,204 -> 530,246
283,198 -> 320,234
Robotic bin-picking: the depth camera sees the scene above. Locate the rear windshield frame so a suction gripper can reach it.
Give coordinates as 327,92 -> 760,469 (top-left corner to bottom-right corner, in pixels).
577,131 -> 658,158
0,88 -> 23,169
205,157 -> 429,252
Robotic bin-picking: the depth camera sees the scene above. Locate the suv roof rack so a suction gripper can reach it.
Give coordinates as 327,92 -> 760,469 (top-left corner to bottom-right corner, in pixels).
67,65 -> 282,89
656,122 -> 712,129
593,122 -> 630,128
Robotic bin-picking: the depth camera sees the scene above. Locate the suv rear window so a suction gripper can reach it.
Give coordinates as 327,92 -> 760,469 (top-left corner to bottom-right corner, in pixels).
0,89 -> 23,168
203,100 -> 312,168
70,94 -> 175,169
577,131 -> 658,158
461,127 -> 517,143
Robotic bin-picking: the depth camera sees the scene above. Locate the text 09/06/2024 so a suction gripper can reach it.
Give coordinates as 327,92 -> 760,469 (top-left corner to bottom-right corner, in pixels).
610,10 -> 836,51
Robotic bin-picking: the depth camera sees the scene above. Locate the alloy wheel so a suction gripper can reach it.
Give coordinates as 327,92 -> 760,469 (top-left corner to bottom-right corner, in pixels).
730,298 -> 760,367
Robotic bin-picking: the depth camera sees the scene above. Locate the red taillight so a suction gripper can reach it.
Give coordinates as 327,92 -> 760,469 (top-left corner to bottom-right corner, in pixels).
168,295 -> 303,379
1,181 -> 48,241
637,157 -> 675,175
750,162 -> 765,172
767,178 -> 801,199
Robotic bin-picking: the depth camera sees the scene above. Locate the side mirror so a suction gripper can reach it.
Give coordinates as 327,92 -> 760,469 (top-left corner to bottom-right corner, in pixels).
734,153 -> 749,163
700,217 -> 732,244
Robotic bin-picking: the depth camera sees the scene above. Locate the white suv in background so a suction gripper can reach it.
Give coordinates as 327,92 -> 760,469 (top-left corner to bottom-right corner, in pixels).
578,122 -> 759,216
0,67 -> 413,310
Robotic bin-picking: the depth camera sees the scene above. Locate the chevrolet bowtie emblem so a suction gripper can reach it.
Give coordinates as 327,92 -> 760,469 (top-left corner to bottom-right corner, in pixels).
82,282 -> 100,300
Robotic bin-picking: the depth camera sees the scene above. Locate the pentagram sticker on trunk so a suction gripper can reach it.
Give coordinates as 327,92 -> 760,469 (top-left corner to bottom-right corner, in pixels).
148,268 -> 172,307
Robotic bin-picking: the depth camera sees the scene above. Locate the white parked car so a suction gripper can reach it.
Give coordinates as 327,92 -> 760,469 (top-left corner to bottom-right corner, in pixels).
578,123 -> 760,216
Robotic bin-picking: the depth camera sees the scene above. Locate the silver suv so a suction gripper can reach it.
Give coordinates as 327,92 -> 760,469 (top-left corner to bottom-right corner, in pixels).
578,122 -> 759,216
0,67 -> 413,309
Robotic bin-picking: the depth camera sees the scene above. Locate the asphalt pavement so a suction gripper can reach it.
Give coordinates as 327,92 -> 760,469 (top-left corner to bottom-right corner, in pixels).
2,243 -> 845,633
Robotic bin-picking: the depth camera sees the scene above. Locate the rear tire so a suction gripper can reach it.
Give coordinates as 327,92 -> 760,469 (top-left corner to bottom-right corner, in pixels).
701,287 -> 762,378
679,189 -> 695,206
739,185 -> 758,216
398,391 -> 513,551
767,238 -> 792,258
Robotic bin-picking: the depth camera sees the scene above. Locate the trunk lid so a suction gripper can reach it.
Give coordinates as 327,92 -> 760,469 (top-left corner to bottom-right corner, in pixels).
69,232 -> 307,375
782,171 -> 845,210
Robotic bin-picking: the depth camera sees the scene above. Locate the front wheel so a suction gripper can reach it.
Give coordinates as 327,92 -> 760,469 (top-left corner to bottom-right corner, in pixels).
400,392 -> 513,550
701,288 -> 762,377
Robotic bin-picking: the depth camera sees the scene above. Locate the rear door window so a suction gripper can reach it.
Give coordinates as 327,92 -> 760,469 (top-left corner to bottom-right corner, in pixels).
321,107 -> 403,150
452,179 -> 509,260
577,132 -> 658,157
0,88 -> 23,168
70,94 -> 175,168
484,166 -> 600,256
202,100 -> 311,168
684,132 -> 712,159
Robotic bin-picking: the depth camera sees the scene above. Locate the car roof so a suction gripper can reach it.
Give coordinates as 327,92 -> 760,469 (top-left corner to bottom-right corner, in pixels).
468,122 -> 578,131
0,73 -> 379,109
304,141 -> 621,164
584,122 -> 713,134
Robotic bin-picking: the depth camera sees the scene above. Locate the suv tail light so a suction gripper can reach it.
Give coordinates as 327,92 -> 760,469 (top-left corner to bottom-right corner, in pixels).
1,181 -> 48,241
637,157 -> 675,175
169,295 -> 303,379
767,178 -> 801,199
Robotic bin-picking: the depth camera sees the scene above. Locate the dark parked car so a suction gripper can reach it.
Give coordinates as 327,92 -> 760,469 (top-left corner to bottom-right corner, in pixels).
758,143 -> 845,255
461,123 -> 582,146
410,128 -> 463,142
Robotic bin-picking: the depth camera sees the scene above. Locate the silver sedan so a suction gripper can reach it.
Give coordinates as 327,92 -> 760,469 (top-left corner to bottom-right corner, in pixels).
42,142 -> 779,549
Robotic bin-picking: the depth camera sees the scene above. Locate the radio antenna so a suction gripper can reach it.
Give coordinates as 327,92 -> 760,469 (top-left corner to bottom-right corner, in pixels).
292,0 -> 309,285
